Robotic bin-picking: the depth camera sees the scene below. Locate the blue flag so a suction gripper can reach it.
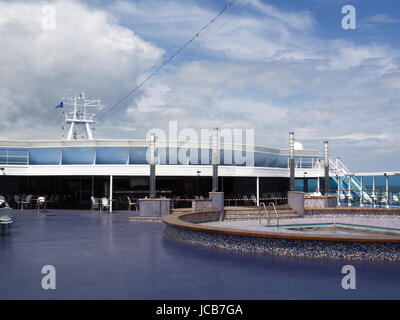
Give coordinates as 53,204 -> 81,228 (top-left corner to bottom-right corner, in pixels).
55,101 -> 63,109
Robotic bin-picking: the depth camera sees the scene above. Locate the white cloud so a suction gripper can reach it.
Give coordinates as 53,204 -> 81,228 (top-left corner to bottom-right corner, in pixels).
0,0 -> 163,138
362,14 -> 400,25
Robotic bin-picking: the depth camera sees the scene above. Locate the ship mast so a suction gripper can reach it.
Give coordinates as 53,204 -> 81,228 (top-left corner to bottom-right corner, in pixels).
61,92 -> 101,140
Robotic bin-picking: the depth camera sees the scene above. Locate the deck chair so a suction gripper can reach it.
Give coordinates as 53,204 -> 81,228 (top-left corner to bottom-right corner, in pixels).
127,196 -> 136,211
101,197 -> 110,211
21,194 -> 32,209
91,196 -> 99,210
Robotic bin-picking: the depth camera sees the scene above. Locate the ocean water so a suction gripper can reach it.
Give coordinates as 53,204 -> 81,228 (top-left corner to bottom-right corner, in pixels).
296,175 -> 400,193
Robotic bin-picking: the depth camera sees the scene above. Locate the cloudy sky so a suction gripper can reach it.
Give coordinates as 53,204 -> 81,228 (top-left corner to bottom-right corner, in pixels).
0,0 -> 399,171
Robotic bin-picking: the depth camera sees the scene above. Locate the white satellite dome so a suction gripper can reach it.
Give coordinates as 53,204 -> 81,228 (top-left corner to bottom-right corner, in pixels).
294,141 -> 303,150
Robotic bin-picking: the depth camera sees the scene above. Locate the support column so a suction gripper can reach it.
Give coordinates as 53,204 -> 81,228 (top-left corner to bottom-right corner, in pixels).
360,176 -> 364,207
212,128 -> 219,192
109,175 -> 113,213
324,141 -> 329,195
337,175 -> 341,206
373,175 -> 376,207
209,192 -> 224,220
256,177 -> 260,206
385,173 -> 389,208
150,133 -> 156,198
289,132 -> 295,191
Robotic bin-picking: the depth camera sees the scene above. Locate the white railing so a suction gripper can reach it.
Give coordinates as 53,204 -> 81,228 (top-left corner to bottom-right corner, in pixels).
0,150 -> 29,165
328,158 -> 370,202
65,112 -> 95,122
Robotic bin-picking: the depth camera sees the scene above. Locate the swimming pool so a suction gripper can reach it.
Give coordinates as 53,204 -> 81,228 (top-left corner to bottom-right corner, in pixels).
279,223 -> 400,237
2,210 -> 400,299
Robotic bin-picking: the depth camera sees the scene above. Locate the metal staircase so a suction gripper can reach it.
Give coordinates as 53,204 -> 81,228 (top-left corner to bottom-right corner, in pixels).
328,158 -> 370,203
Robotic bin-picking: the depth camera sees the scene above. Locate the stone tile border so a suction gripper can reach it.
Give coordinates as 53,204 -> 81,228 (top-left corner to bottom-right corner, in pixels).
162,211 -> 400,261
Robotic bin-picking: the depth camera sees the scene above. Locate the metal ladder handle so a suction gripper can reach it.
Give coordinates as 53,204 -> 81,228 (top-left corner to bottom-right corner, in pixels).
268,202 -> 279,228
259,202 -> 279,228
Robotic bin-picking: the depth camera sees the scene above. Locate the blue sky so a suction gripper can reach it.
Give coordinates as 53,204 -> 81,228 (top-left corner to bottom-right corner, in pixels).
0,0 -> 399,171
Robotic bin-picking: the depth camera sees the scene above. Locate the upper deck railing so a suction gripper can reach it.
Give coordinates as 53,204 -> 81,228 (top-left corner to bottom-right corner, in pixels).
0,150 -> 29,165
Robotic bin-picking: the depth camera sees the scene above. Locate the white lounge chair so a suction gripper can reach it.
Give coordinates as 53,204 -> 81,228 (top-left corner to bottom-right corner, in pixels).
101,197 -> 110,211
21,194 -> 32,210
90,196 -> 99,210
14,195 -> 22,209
127,196 -> 136,211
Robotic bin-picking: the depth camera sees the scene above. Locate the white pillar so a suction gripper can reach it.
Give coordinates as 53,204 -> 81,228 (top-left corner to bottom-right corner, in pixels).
373,176 -> 376,208
386,174 -> 389,208
109,175 -> 113,213
360,176 -> 363,207
212,128 -> 219,192
348,176 -> 352,207
256,177 -> 260,206
289,132 -> 295,191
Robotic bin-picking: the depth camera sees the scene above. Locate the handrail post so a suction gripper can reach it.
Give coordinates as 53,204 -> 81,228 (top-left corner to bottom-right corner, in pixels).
269,202 -> 279,228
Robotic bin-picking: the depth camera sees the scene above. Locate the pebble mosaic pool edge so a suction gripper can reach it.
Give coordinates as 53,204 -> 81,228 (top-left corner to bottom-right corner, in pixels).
163,211 -> 400,262
164,224 -> 400,261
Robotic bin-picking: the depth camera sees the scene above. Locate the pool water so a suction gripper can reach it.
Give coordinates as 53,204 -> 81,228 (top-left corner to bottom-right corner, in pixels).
280,223 -> 400,237
1,210 -> 400,299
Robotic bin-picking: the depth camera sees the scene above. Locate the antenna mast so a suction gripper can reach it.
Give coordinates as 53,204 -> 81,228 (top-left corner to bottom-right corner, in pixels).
62,91 -> 101,140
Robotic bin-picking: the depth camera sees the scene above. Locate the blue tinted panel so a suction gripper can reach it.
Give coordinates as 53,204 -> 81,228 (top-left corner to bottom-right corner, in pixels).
62,147 -> 95,164
129,147 -> 147,164
96,147 -> 128,164
254,152 -> 268,167
30,148 -> 61,165
277,155 -> 289,168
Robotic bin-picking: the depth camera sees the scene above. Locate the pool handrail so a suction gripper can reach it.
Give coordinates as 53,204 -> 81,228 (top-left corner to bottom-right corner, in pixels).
269,202 -> 279,228
259,202 -> 279,228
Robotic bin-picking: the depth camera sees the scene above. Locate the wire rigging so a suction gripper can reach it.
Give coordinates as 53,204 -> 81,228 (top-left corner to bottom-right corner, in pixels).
95,0 -> 238,124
